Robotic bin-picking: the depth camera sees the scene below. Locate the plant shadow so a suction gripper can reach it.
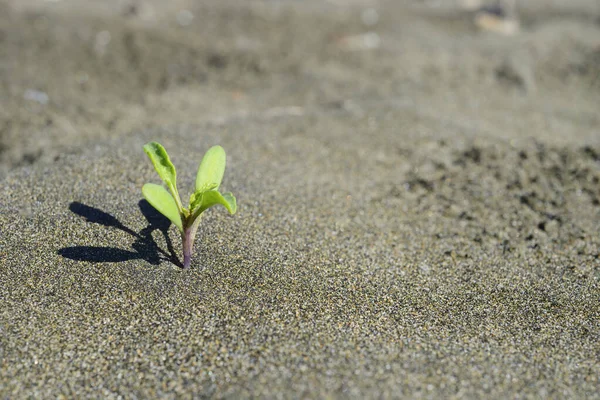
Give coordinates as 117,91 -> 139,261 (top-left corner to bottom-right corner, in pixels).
58,201 -> 182,268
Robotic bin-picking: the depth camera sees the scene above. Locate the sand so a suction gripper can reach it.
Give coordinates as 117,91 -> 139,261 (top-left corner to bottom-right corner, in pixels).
1,0 -> 599,398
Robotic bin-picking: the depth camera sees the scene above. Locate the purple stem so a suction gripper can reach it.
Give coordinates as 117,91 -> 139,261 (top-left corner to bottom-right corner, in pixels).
181,218 -> 201,269
182,227 -> 194,269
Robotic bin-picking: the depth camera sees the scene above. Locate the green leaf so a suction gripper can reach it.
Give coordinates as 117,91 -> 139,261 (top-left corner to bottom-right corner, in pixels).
142,183 -> 183,232
189,191 -> 203,214
196,190 -> 237,215
220,192 -> 237,214
189,183 -> 219,213
196,145 -> 226,192
143,142 -> 183,212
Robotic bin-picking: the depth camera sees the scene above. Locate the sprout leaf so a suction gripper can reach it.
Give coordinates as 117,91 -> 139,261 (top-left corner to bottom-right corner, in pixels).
143,142 -> 183,212
195,190 -> 237,216
142,183 -> 183,232
196,145 -> 226,192
189,191 -> 203,214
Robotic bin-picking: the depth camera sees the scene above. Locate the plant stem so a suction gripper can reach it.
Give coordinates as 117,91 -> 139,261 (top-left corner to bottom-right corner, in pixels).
181,217 -> 201,269
182,226 -> 194,269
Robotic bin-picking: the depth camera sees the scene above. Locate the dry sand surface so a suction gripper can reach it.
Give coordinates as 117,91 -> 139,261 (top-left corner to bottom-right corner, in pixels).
1,0 -> 599,398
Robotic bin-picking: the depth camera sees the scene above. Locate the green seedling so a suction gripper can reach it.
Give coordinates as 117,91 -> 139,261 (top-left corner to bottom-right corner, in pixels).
142,141 -> 237,269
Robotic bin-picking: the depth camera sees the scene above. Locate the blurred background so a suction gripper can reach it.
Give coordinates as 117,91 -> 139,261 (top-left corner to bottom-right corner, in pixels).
1,0 -> 599,178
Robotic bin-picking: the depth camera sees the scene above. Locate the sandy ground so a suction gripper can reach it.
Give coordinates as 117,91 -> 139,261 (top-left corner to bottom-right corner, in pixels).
1,0 -> 599,398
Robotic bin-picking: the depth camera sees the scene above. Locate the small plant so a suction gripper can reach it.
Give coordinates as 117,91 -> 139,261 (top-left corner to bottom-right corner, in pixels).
142,141 -> 237,269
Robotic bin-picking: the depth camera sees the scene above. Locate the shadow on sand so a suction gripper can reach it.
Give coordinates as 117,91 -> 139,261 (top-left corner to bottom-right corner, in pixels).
58,201 -> 182,268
